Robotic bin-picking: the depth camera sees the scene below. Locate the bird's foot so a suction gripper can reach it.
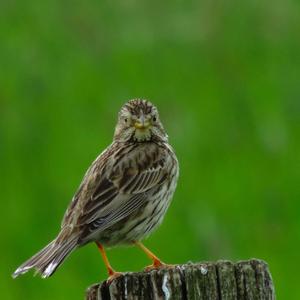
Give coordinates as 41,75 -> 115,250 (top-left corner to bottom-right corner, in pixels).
144,259 -> 175,272
106,271 -> 123,283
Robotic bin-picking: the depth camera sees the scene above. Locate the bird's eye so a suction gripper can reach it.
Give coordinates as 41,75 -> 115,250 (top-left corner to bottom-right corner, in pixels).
152,116 -> 157,122
124,118 -> 128,123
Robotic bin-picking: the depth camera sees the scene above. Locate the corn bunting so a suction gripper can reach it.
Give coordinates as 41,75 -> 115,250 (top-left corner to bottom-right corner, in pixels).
13,99 -> 179,281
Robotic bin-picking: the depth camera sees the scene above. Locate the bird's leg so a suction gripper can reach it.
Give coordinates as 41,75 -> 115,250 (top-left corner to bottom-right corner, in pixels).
134,241 -> 166,271
96,242 -> 122,282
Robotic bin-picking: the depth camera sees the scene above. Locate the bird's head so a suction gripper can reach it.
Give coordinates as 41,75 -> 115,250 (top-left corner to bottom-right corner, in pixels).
114,99 -> 168,143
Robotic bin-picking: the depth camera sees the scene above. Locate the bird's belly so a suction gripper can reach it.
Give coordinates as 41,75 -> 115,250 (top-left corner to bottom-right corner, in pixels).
96,180 -> 177,247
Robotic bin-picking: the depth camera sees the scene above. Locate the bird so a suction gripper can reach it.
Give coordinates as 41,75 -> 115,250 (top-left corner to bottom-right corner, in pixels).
12,99 -> 179,281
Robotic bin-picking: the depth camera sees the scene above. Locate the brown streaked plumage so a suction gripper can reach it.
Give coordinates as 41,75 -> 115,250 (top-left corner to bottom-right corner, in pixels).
12,99 -> 179,280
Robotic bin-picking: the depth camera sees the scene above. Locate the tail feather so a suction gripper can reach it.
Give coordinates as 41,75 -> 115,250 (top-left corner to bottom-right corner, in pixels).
12,237 -> 78,279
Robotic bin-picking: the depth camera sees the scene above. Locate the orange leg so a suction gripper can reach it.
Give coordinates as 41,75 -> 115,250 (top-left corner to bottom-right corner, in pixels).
134,241 -> 165,270
96,242 -> 122,282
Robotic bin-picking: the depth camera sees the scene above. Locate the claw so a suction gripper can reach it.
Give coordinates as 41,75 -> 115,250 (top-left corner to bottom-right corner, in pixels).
106,271 -> 123,283
144,260 -> 175,272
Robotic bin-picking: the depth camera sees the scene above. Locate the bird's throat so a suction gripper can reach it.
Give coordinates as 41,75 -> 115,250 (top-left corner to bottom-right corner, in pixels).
134,128 -> 152,142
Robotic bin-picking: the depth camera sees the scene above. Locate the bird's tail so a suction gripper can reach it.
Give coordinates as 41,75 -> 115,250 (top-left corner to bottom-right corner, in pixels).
12,235 -> 78,279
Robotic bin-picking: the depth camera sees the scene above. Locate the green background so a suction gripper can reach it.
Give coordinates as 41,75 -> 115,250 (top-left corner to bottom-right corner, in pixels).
1,1 -> 299,299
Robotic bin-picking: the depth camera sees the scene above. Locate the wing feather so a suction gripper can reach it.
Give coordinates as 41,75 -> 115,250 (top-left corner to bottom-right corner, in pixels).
66,142 -> 172,242
83,192 -> 150,236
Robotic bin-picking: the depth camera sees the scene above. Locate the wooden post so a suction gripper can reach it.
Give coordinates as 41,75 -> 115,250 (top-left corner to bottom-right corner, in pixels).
86,259 -> 275,300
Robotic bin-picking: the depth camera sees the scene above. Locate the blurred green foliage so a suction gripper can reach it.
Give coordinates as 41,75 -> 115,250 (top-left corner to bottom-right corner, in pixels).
1,0 -> 299,299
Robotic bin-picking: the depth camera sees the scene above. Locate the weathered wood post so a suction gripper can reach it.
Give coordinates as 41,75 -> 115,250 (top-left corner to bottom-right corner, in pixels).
86,259 -> 275,299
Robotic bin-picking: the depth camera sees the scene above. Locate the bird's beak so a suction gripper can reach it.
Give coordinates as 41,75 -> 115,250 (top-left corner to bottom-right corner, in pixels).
134,115 -> 151,130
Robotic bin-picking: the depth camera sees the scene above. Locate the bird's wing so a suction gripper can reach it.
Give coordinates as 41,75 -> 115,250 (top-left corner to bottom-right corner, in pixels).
76,143 -> 171,238
61,145 -> 114,227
